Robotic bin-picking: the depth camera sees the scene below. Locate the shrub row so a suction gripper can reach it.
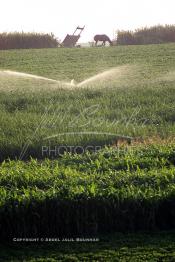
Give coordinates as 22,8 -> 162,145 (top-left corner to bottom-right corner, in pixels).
116,25 -> 175,45
0,32 -> 59,49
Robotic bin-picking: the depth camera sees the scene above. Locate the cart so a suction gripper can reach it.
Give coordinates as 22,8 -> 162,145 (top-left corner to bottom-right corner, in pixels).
62,26 -> 85,47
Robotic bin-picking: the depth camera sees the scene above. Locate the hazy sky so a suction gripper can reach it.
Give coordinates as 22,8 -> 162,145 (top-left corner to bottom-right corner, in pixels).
0,0 -> 175,42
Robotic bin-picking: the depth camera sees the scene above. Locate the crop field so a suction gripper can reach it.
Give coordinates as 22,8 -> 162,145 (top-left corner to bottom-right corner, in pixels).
0,43 -> 175,260
0,44 -> 175,160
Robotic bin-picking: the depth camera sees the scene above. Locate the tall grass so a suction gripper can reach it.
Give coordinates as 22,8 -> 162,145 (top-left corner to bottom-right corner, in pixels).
0,32 -> 59,49
116,25 -> 175,45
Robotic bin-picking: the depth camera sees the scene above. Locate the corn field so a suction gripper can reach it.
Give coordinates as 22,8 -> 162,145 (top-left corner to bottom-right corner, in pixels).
0,145 -> 175,240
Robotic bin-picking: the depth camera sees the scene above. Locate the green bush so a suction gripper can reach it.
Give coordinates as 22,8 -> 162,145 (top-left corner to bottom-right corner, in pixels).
116,25 -> 175,45
0,32 -> 59,49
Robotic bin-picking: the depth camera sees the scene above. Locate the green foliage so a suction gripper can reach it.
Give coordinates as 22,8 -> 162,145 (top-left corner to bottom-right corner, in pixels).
0,32 -> 59,49
0,145 -> 175,239
117,25 -> 175,45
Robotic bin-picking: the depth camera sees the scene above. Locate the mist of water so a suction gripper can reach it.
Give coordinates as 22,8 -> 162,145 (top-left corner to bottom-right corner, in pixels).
0,65 -> 132,89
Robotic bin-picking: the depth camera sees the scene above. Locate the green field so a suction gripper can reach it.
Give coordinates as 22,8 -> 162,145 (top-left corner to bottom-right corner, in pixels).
0,44 -> 175,259
0,44 -> 175,160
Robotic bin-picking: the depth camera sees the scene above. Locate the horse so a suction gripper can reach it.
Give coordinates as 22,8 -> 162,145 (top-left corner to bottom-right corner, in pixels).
94,34 -> 113,46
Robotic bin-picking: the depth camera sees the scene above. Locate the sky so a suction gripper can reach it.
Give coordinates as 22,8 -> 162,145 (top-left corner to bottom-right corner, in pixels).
0,0 -> 175,43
